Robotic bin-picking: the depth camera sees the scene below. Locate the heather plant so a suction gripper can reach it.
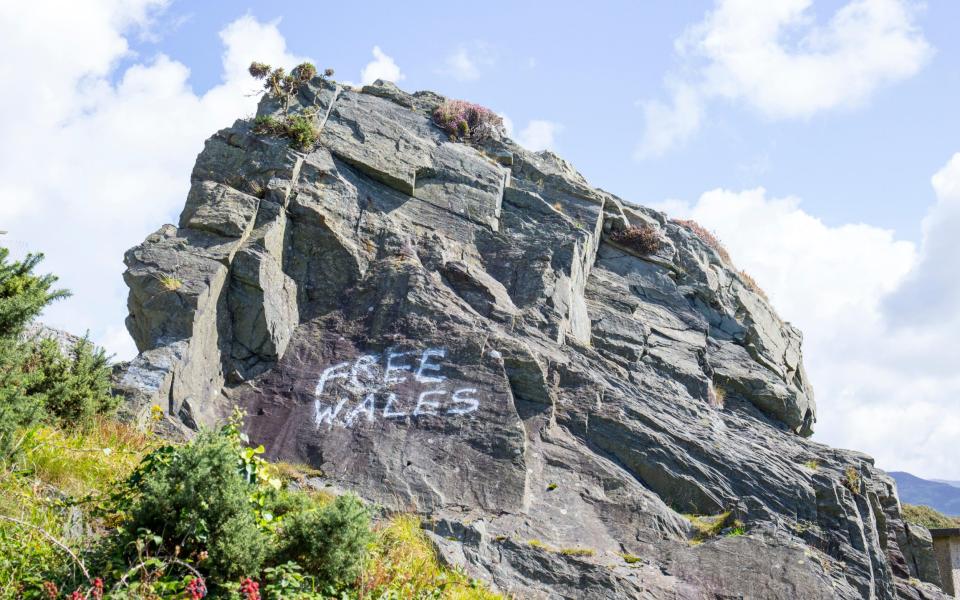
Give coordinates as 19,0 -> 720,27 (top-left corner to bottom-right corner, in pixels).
673,219 -> 732,264
608,224 -> 661,255
736,269 -> 769,302
432,99 -> 504,142
673,219 -> 771,301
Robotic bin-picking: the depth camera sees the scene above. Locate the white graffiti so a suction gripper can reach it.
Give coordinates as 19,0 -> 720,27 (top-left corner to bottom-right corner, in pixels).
313,347 -> 480,428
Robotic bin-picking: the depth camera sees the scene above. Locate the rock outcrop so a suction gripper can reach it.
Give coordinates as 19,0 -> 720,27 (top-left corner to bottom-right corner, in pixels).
118,77 -> 948,599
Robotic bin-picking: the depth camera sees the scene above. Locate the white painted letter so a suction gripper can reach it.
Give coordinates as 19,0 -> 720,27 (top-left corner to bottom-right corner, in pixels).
415,348 -> 446,383
345,392 -> 377,426
314,397 -> 348,427
447,388 -> 479,415
382,393 -> 408,418
384,350 -> 415,384
315,362 -> 350,398
349,354 -> 379,391
413,389 -> 445,416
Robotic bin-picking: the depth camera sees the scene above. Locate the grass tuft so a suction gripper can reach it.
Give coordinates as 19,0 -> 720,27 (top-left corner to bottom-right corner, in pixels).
253,113 -> 319,151
843,466 -> 861,495
155,274 -> 182,292
683,511 -> 736,542
558,547 -> 595,557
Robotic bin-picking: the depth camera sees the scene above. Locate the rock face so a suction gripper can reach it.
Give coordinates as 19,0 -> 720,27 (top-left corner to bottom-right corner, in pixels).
22,322 -> 83,355
119,78 -> 948,599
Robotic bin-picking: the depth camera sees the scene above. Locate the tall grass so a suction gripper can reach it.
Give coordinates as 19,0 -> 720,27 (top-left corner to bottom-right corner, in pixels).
0,419 -> 155,596
16,418 -> 157,497
358,514 -> 503,599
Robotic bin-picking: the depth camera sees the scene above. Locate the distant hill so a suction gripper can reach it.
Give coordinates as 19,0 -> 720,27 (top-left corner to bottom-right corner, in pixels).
891,471 -> 960,516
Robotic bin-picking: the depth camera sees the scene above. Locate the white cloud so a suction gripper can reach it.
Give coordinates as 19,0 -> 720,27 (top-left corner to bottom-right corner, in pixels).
440,44 -> 495,81
502,115 -> 563,152
360,46 -> 404,85
444,47 -> 481,81
517,120 -> 563,152
0,6 -> 306,359
635,82 -> 704,159
883,154 -> 960,328
656,158 -> 960,478
438,42 -> 496,81
638,0 -> 932,157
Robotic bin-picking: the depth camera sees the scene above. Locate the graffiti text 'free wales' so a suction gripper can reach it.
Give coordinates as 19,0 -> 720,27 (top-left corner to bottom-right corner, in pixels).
313,347 -> 480,428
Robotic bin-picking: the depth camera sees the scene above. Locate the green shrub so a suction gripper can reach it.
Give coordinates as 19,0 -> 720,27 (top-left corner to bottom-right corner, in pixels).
252,113 -> 318,152
0,249 -> 68,339
276,494 -> 372,589
262,562 -> 321,598
26,336 -> 117,425
0,248 -> 69,458
120,429 -> 269,582
285,115 -> 319,150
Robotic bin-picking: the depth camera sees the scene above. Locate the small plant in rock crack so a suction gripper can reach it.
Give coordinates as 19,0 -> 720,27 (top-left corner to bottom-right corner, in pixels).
608,224 -> 661,255
248,60 -> 334,151
843,466 -> 861,495
154,273 -> 182,292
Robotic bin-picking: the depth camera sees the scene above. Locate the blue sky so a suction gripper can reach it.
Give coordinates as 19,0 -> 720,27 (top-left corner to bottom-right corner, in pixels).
128,0 -> 960,234
1,0 -> 958,479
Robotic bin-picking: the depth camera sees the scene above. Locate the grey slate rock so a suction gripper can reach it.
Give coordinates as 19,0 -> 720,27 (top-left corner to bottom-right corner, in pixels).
116,78 -> 949,599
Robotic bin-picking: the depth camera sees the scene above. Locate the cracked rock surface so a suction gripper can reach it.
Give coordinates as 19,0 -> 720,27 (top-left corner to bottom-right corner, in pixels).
118,78 -> 948,599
